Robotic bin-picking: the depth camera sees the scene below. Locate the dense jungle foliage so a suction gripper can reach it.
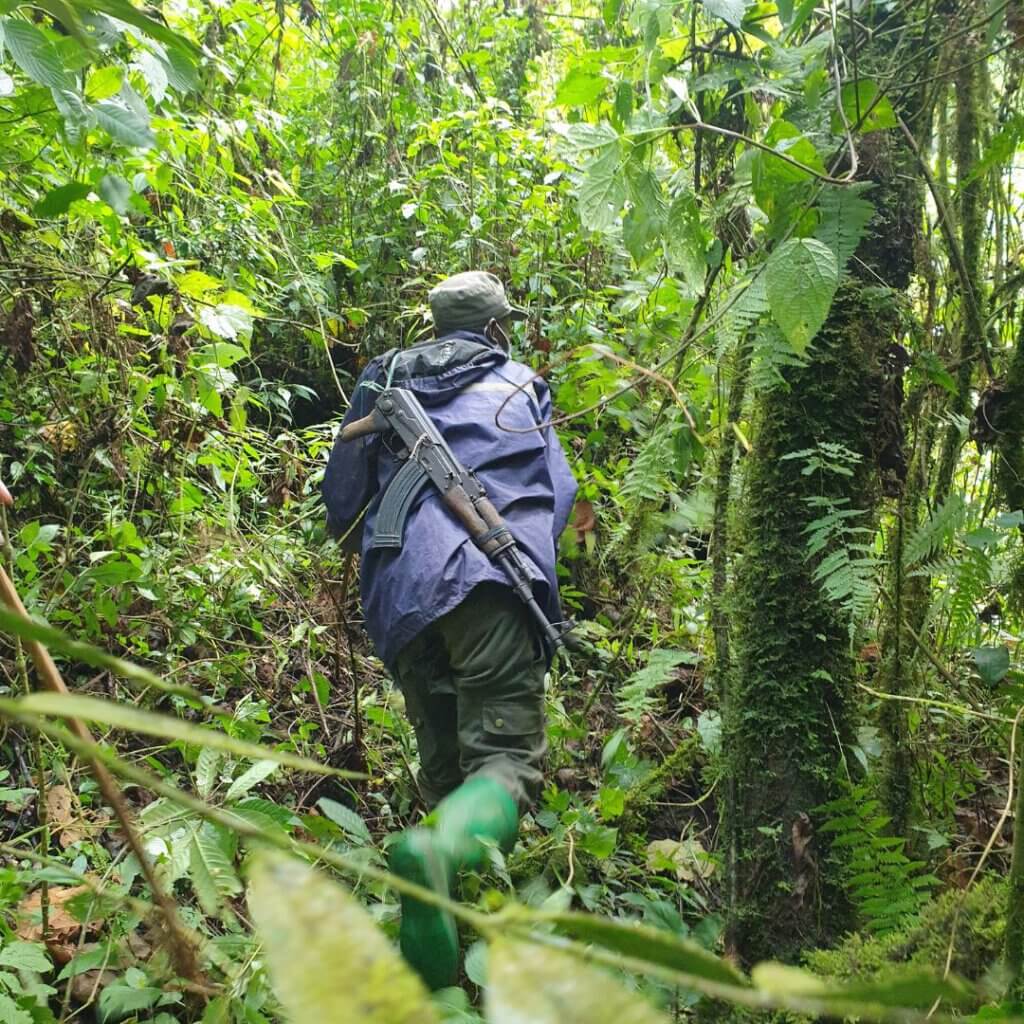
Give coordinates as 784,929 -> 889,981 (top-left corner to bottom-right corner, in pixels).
0,0 -> 1023,1020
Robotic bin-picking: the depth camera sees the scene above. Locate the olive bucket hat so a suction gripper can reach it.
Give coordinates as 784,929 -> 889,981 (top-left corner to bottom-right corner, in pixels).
428,271 -> 528,335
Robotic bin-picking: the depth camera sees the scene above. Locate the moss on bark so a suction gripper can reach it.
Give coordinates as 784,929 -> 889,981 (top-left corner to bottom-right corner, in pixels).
726,284 -> 902,963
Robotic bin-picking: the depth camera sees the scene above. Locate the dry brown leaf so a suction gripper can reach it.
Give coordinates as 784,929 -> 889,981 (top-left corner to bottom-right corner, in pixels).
46,785 -> 87,848
17,884 -> 92,944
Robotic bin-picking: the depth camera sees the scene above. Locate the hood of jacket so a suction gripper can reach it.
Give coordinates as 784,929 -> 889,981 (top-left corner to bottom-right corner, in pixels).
368,331 -> 506,405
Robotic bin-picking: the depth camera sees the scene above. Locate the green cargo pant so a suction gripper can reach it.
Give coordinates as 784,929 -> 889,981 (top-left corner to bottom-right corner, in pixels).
392,583 -> 547,812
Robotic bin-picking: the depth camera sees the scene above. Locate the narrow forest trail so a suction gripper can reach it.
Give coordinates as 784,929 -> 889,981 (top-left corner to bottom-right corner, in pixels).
0,0 -> 1022,1021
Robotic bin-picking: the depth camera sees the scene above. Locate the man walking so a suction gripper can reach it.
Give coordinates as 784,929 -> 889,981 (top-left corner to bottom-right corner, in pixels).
322,271 -> 576,988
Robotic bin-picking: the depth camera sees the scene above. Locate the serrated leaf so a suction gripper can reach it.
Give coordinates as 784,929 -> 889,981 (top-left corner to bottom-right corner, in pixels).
34,183 -> 92,217
546,910 -> 747,988
559,121 -> 619,153
578,146 -> 624,231
2,19 -> 72,90
16,693 -> 345,777
487,938 -> 670,1024
248,852 -> 439,1024
316,797 -> 371,845
0,940 -> 51,972
225,759 -> 277,801
766,237 -> 838,353
702,0 -> 750,27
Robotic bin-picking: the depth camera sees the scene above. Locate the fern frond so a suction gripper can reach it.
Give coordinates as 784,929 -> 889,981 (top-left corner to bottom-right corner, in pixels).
715,273 -> 770,358
903,495 -> 966,568
749,322 -> 808,392
818,783 -> 933,934
617,648 -> 697,725
813,183 -> 875,276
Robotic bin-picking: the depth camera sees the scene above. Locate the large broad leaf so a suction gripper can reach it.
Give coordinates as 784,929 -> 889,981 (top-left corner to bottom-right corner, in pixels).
972,645 -> 1010,687
93,85 -> 155,149
544,910 -> 747,989
2,18 -> 72,90
833,80 -> 897,134
80,0 -> 200,56
486,938 -> 670,1024
248,852 -> 439,1024
701,0 -> 749,27
765,238 -> 839,354
578,146 -> 625,232
34,182 -> 92,217
15,693 -> 346,777
559,121 -> 619,154
555,66 -> 608,107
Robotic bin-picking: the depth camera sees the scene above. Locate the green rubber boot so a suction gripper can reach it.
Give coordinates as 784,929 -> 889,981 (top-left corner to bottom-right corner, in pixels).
389,776 -> 519,990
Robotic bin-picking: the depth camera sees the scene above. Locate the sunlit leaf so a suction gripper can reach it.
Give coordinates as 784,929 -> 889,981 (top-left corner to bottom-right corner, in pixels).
14,693 -> 345,777
487,938 -> 670,1024
248,852 -> 439,1024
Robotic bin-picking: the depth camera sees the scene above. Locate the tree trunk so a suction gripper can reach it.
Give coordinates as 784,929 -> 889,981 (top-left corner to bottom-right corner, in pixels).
725,129 -> 924,962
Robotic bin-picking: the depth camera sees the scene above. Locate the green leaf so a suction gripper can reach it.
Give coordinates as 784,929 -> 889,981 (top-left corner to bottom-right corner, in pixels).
14,693 -> 345,777
98,174 -> 132,214
701,0 -> 750,27
34,183 -> 92,217
834,80 -> 897,134
248,851 -> 439,1024
189,822 -> 241,915
78,0 -> 200,55
316,797 -> 371,845
487,938 -> 670,1024
194,748 -> 222,797
0,992 -> 32,1024
765,238 -> 839,353
556,67 -> 608,107
813,184 -> 875,276
94,91 -> 155,149
972,646 -> 1010,687
0,940 -> 51,972
828,970 -> 973,1009
225,759 -> 278,801
666,192 -> 708,294
198,304 -> 253,341
578,146 -> 624,231
2,19 -> 72,90
547,911 -> 748,988
559,121 -> 619,154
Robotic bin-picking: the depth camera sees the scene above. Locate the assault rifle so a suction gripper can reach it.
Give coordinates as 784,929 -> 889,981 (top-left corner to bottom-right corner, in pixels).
340,386 -> 568,653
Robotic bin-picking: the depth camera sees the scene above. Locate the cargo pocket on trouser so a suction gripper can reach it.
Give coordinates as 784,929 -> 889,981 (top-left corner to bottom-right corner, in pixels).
460,694 -> 547,812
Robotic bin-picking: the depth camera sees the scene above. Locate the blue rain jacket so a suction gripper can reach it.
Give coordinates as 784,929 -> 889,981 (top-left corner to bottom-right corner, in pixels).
322,331 -> 577,669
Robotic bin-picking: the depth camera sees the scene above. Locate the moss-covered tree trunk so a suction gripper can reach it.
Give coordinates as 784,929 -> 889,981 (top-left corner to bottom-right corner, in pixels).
997,329 -> 1024,997
725,130 -> 923,962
